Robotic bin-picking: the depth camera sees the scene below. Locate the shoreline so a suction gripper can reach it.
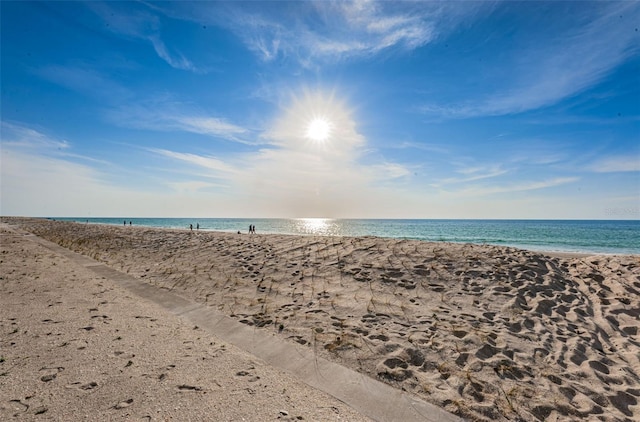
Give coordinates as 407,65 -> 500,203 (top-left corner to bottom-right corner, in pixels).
3,217 -> 639,421
43,217 -> 639,257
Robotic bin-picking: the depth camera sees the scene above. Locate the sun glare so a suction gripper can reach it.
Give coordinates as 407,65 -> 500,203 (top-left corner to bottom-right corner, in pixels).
306,117 -> 332,141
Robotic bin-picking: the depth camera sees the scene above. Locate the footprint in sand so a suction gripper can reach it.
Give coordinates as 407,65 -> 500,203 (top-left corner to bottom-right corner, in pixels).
66,381 -> 98,390
177,384 -> 203,391
58,339 -> 89,350
608,391 -> 637,417
39,366 -> 64,382
8,399 -> 29,412
40,373 -> 57,382
235,366 -> 261,382
113,398 -> 133,409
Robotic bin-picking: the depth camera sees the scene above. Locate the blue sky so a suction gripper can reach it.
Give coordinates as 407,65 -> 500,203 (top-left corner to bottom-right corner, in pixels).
1,1 -> 639,219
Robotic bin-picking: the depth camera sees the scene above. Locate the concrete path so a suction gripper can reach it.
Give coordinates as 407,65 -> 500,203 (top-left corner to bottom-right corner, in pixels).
25,232 -> 464,422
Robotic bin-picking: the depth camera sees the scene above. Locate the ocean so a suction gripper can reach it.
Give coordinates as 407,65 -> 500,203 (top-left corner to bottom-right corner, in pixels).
54,218 -> 639,255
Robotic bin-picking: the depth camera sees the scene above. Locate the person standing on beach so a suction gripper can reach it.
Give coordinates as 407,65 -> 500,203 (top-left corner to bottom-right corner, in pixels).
196,223 -> 199,230
190,224 -> 193,231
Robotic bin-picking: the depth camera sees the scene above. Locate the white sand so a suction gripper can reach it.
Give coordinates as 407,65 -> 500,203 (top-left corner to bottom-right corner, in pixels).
2,217 -> 639,421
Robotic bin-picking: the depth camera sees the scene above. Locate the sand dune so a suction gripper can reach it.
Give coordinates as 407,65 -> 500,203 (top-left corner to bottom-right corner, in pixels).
3,217 -> 639,421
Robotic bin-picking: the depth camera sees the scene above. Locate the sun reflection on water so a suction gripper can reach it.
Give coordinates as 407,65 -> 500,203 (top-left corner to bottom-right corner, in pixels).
295,218 -> 338,236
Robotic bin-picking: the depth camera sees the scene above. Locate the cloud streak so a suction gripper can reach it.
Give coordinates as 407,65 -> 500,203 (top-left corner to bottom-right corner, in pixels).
0,121 -> 110,166
420,2 -> 640,117
436,166 -> 509,186
452,177 -> 580,197
86,2 -> 201,72
151,1 -> 488,66
1,122 -> 70,150
150,149 -> 239,178
108,100 -> 254,144
35,64 -> 132,102
590,156 -> 640,173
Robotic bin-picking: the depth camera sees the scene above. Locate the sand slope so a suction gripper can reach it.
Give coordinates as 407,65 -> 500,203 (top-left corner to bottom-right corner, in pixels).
4,218 -> 639,421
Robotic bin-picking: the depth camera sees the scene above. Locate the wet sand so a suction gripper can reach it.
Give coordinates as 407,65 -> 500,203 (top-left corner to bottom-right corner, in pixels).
2,217 -> 639,421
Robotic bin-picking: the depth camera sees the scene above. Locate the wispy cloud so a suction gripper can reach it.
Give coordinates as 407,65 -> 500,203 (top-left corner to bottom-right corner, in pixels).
166,180 -> 224,194
86,2 -> 201,72
148,35 -> 198,72
150,149 -> 239,178
371,162 -> 411,180
590,156 -> 640,173
1,121 -> 70,150
151,1 -> 487,66
453,177 -> 580,197
437,166 -> 509,185
420,2 -> 640,117
0,121 -> 234,216
395,141 -> 450,155
1,122 -> 117,216
176,117 -> 248,138
108,100 -> 254,144
0,121 -> 109,165
35,64 -> 132,102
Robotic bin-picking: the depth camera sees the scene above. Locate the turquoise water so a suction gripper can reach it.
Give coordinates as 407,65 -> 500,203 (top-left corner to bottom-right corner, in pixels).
55,218 -> 640,255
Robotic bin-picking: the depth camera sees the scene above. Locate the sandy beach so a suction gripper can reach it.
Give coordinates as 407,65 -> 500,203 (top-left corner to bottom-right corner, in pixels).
0,220 -> 373,421
2,217 -> 639,421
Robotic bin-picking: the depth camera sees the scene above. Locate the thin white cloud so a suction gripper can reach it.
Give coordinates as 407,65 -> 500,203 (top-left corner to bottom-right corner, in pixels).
0,122 -> 233,217
150,149 -> 239,177
0,146 -> 232,217
1,122 -> 70,150
396,141 -> 450,155
108,101 -> 254,144
148,35 -> 198,72
453,177 -> 580,197
437,166 -> 509,185
303,0 -> 436,58
167,180 -> 223,194
0,146 -> 124,217
371,163 -> 411,180
420,2 -> 640,117
177,117 -> 248,138
149,1 -> 488,66
0,121 -> 109,165
35,64 -> 132,101
86,2 -> 201,72
590,156 -> 640,173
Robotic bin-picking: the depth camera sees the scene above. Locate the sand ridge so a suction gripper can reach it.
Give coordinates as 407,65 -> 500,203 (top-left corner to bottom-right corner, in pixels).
4,217 -> 639,421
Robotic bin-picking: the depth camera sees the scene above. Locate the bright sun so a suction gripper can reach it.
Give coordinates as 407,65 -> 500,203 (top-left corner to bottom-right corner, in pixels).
306,117 -> 332,141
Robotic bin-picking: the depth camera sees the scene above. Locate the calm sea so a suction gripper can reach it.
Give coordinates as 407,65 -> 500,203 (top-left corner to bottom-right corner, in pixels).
54,218 -> 639,255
